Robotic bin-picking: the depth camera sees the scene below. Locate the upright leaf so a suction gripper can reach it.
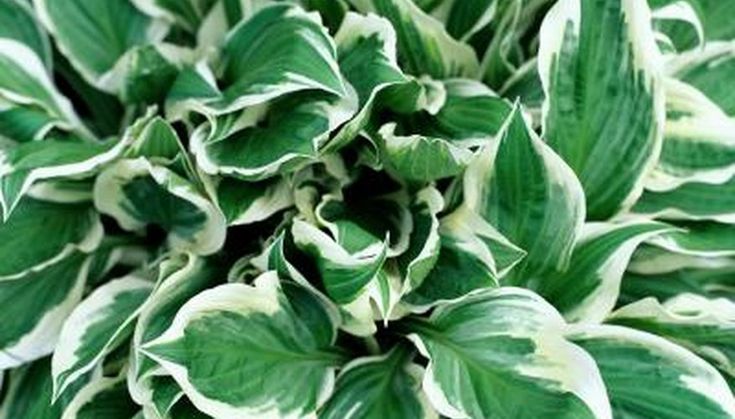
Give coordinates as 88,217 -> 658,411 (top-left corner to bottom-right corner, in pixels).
464,105 -> 585,286
538,0 -> 665,219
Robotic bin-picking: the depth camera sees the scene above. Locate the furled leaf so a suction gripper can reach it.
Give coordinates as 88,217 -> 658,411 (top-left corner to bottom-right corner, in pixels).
93,158 -> 226,255
326,11 -> 407,152
216,175 -> 293,226
645,79 -> 735,191
377,122 -> 474,183
404,205 -> 526,308
400,79 -> 512,146
349,0 -> 480,79
396,187 -> 443,295
190,91 -> 355,180
167,3 -> 346,116
292,219 -> 387,305
538,0 -> 665,219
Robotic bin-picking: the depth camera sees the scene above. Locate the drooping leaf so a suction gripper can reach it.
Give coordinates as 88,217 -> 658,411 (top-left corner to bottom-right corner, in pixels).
0,252 -> 90,369
167,3 -> 346,116
143,273 -> 344,419
34,0 -> 168,91
52,275 -> 153,398
536,220 -> 674,323
570,324 -> 735,419
406,287 -> 611,419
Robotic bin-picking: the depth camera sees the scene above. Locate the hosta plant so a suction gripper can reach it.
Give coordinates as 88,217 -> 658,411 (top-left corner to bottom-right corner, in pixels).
1,0 -> 735,418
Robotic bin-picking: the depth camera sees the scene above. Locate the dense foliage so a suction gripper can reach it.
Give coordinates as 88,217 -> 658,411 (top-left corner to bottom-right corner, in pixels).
0,0 -> 734,418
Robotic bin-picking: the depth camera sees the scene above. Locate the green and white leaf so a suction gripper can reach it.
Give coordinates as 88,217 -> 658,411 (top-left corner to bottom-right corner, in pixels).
52,275 -> 153,398
396,186 -> 444,295
62,375 -> 139,419
403,205 -> 526,309
400,79 -> 512,147
464,104 -> 585,286
377,122 -> 474,183
0,253 -> 90,369
291,219 -> 387,305
325,11 -> 407,152
33,0 -> 168,91
633,173 -> 735,223
0,136 -> 132,220
319,347 -> 436,419
406,287 -> 611,419
610,294 -> 735,377
315,191 -> 411,256
130,253 -> 222,392
142,272 -> 344,419
216,175 -> 293,226
190,91 -> 356,181
93,158 -> 226,255
0,39 -> 82,131
621,264 -> 735,305
646,221 -> 735,258
668,41 -> 735,116
536,220 -> 674,323
645,79 -> 735,191
0,0 -> 51,68
349,0 -> 479,79
569,324 -> 735,419
0,358 -> 65,419
0,199 -> 101,280
167,3 -> 346,116
538,0 -> 665,219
